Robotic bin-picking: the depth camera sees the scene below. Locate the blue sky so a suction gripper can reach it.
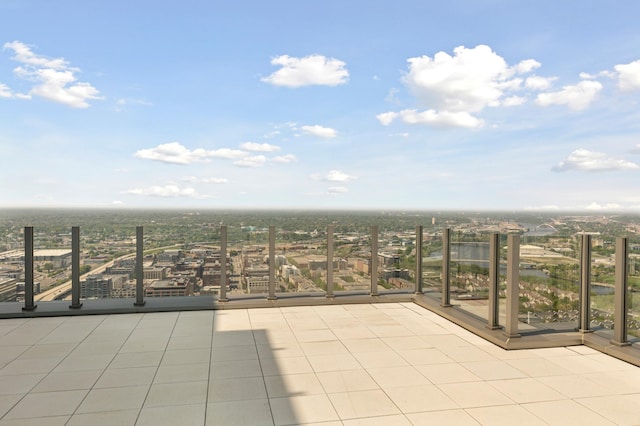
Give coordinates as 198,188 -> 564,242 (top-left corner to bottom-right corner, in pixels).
1,0 -> 640,211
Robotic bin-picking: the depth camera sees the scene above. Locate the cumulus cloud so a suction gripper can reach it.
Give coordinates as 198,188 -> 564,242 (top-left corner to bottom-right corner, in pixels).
3,41 -> 102,108
379,45 -> 542,128
134,142 -> 246,164
0,82 -> 14,98
630,144 -> 640,154
114,98 -> 152,112
552,149 -> 639,172
123,185 -> 207,198
328,186 -> 349,194
536,80 -> 603,110
377,109 -> 484,128
182,176 -> 228,184
525,75 -> 557,90
239,142 -> 281,152
272,154 -> 297,164
614,59 -> 640,91
233,155 -> 267,168
261,54 -> 349,87
301,125 -> 337,138
323,170 -> 357,182
585,202 -> 623,211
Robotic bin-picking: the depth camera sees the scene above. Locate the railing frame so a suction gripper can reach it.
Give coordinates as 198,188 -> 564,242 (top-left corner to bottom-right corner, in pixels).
22,227 -> 37,311
612,237 -> 630,346
134,226 -> 145,307
441,228 -> 452,307
415,225 -> 423,295
505,234 -> 520,338
579,234 -> 592,333
487,232 -> 501,330
69,226 -> 83,309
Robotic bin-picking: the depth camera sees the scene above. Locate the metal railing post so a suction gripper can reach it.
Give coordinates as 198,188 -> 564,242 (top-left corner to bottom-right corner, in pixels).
415,225 -> 423,295
219,225 -> 228,302
267,226 -> 277,300
505,234 -> 520,338
441,228 -> 452,307
326,225 -> 334,298
69,226 -> 83,309
612,237 -> 630,346
370,225 -> 379,296
22,227 -> 37,311
488,232 -> 500,329
579,234 -> 592,333
134,226 -> 145,306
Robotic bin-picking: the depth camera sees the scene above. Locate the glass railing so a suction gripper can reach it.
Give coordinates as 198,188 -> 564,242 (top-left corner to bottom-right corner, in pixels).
450,231 -> 491,321
4,217 -> 640,366
517,234 -> 580,333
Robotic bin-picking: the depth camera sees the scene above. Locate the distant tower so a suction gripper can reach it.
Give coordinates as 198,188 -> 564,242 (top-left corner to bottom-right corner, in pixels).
432,217 -> 436,225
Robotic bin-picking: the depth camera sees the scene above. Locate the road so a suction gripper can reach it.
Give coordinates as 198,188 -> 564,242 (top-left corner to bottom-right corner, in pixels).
34,244 -> 182,302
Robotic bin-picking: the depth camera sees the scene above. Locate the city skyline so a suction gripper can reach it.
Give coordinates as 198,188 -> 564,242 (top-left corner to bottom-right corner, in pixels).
1,1 -> 640,211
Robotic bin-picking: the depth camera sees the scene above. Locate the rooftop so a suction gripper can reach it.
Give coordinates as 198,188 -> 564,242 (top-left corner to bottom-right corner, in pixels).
1,301 -> 639,425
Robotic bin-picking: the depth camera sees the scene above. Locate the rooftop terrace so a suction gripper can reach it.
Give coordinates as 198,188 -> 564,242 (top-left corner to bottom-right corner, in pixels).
2,301 -> 640,425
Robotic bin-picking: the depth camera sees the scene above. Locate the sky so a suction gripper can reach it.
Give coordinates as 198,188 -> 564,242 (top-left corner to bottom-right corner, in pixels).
1,0 -> 640,212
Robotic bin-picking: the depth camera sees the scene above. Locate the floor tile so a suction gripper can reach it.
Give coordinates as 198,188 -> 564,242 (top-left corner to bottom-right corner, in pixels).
523,399 -> 616,425
66,409 -> 139,426
415,363 -> 479,384
144,380 -> 208,407
384,384 -> 458,413
154,362 -> 209,384
329,389 -> 401,419
32,370 -> 102,392
342,414 -> 413,425
264,373 -> 325,398
271,394 -> 339,425
76,385 -> 148,413
95,366 -> 157,388
366,366 -> 431,389
208,377 -> 267,402
316,370 -> 379,393
137,403 -> 206,426
466,404 -> 547,425
575,394 -> 640,426
4,390 -> 88,419
0,374 -> 45,395
438,381 -> 514,408
206,399 -> 274,426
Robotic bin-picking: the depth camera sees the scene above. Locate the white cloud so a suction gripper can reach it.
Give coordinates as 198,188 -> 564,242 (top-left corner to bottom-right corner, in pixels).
585,202 -> 623,211
233,155 -> 267,168
272,154 -> 297,164
240,142 -> 281,152
552,149 -> 639,172
377,109 -> 484,129
630,144 -> 640,154
614,59 -> 640,91
134,142 -> 246,164
123,185 -> 206,198
182,176 -> 228,184
261,54 -> 349,88
0,82 -> 14,98
381,45 -> 542,128
501,96 -> 526,107
301,125 -> 337,138
324,170 -> 357,182
536,80 -> 602,110
328,187 -> 349,194
402,45 -> 536,113
3,41 -> 102,108
525,75 -> 556,90
114,98 -> 153,111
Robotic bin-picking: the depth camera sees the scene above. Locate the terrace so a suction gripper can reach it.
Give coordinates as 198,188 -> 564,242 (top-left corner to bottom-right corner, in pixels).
1,224 -> 640,424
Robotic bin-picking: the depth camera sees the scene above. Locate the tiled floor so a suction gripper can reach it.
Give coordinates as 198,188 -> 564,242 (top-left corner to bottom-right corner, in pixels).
1,303 -> 640,425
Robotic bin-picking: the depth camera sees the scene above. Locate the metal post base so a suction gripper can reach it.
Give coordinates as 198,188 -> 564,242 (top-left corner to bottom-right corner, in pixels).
134,301 -> 146,307
69,303 -> 83,309
22,305 -> 37,312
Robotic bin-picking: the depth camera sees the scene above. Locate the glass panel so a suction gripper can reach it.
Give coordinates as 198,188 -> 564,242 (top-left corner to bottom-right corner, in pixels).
629,237 -> 640,346
451,231 -> 491,321
518,233 -> 580,333
591,237 -> 616,339
421,227 -> 443,299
